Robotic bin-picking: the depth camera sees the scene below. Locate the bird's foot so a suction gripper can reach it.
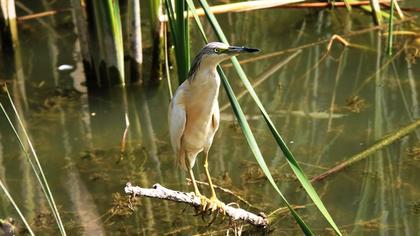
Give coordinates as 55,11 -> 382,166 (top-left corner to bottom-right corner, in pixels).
204,196 -> 227,226
193,193 -> 227,223
191,192 -> 210,214
198,194 -> 209,212
204,196 -> 226,215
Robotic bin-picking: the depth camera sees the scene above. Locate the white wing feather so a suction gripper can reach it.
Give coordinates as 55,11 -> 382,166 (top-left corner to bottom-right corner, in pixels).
168,95 -> 186,157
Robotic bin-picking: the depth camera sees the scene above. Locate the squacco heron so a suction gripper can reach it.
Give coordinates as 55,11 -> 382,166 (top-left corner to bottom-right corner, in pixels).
168,42 -> 259,212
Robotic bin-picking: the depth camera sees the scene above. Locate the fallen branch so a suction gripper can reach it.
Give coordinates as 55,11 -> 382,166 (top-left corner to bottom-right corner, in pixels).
311,119 -> 420,183
124,183 -> 268,227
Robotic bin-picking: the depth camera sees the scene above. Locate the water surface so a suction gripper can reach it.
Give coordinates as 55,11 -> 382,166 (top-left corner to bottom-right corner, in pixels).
0,1 -> 419,235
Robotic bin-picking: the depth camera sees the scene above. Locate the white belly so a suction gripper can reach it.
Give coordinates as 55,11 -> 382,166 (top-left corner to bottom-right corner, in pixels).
183,92 -> 218,152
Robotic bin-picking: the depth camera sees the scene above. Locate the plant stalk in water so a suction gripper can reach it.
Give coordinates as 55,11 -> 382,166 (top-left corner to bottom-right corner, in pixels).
0,180 -> 35,236
0,86 -> 67,235
0,0 -> 18,53
81,0 -> 125,87
165,0 -> 190,84
311,119 -> 420,183
387,0 -> 395,55
126,0 -> 143,82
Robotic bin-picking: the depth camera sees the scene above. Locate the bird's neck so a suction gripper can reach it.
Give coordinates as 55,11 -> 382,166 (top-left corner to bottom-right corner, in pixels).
191,64 -> 220,88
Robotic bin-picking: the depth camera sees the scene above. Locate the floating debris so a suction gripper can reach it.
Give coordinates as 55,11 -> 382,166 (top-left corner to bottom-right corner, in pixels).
111,192 -> 140,217
345,96 -> 367,113
407,144 -> 420,160
57,64 -> 74,71
410,201 -> 420,215
0,218 -> 16,235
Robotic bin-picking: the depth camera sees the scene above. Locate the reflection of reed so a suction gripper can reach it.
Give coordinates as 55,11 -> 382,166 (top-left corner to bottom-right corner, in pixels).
390,60 -> 420,139
134,89 -> 173,228
9,82 -> 36,223
56,93 -> 105,235
125,0 -> 143,83
349,32 -> 407,235
42,0 -> 60,87
406,51 -> 419,119
0,133 -> 7,213
327,49 -> 347,132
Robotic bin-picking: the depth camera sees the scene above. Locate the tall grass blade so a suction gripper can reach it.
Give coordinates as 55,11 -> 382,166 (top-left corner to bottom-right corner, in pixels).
163,23 -> 173,99
107,0 -> 124,84
345,0 -> 389,23
186,1 -> 313,234
0,0 -> 18,53
369,0 -> 383,24
387,0 -> 395,56
217,68 -> 315,235
149,0 -> 161,35
70,0 -> 94,80
343,0 -> 352,11
88,0 -> 125,86
126,0 -> 143,82
0,179 -> 35,236
164,0 -> 190,84
1,86 -> 66,235
197,0 -> 342,234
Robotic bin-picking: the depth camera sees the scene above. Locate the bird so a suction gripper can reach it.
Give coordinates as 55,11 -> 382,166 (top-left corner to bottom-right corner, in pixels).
168,42 -> 259,213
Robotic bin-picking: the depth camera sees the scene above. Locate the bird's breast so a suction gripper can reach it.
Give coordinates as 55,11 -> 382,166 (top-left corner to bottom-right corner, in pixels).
182,72 -> 220,151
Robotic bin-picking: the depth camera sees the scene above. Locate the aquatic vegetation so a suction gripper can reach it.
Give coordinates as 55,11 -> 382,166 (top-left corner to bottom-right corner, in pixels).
164,0 -> 190,84
0,180 -> 34,235
0,86 -> 67,235
0,0 -> 419,235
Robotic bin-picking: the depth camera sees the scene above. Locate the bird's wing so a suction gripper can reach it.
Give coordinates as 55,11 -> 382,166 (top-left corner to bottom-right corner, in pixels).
168,95 -> 186,156
211,101 -> 220,131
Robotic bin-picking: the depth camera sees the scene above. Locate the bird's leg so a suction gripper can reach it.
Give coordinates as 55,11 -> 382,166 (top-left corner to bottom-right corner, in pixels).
186,159 -> 208,211
203,151 -> 226,215
188,167 -> 200,197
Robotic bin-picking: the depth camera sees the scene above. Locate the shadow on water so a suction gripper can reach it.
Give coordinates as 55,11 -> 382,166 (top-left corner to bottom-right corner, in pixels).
0,0 -> 419,235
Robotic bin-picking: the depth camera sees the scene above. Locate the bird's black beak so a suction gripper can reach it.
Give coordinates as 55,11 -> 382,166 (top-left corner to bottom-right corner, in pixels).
227,46 -> 260,54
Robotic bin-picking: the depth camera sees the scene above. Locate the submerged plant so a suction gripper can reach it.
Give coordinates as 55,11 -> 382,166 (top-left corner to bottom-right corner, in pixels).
0,86 -> 67,235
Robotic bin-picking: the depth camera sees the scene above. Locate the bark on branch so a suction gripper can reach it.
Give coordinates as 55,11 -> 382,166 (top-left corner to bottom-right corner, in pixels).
124,183 -> 268,227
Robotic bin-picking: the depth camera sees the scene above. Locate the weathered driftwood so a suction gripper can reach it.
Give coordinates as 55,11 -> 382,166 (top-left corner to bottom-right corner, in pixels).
124,183 -> 268,227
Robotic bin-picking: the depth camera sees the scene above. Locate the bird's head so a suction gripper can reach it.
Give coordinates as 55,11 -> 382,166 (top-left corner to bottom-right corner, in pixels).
201,42 -> 260,63
188,42 -> 259,80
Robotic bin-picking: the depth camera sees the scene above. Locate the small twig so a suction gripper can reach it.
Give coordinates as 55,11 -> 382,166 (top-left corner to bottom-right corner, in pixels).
124,183 -> 269,227
17,8 -> 72,21
326,35 -> 350,52
118,113 -> 130,163
311,119 -> 420,183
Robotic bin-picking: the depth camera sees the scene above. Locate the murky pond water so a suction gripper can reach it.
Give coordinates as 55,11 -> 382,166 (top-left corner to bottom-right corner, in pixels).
0,0 -> 419,235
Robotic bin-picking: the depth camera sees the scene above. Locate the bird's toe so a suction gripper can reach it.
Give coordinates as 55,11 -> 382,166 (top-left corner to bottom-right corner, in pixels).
207,197 -> 226,215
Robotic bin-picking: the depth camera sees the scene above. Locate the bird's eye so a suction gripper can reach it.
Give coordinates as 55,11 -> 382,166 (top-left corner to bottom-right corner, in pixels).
214,48 -> 219,53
